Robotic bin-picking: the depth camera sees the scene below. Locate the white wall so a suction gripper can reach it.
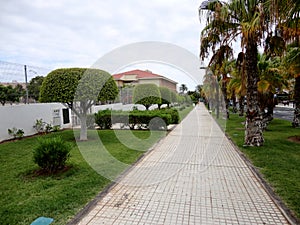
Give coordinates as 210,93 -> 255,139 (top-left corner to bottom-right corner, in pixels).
0,103 -> 72,142
92,103 -> 146,113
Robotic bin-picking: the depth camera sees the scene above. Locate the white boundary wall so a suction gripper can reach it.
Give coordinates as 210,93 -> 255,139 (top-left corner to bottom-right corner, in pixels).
0,103 -> 72,142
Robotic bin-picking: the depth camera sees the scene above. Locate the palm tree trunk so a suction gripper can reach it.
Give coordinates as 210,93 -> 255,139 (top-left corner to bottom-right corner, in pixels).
232,92 -> 237,113
216,80 -> 220,119
238,96 -> 245,116
292,76 -> 300,127
222,80 -> 229,119
244,42 -> 264,146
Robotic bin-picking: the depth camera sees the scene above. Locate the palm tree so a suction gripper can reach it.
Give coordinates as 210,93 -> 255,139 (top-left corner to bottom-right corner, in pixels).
202,69 -> 218,111
257,53 -> 287,128
268,0 -> 300,44
199,0 -> 269,146
284,45 -> 300,127
179,84 -> 188,94
268,0 -> 299,127
206,45 -> 233,119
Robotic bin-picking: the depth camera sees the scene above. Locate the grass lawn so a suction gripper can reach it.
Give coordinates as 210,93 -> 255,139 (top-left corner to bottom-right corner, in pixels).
225,113 -> 300,220
0,129 -> 164,225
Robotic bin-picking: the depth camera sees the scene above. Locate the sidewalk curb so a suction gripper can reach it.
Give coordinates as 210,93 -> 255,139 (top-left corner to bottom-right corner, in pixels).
226,135 -> 300,225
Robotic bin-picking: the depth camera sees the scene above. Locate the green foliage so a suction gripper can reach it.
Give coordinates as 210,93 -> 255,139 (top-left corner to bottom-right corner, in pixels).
39,68 -> 82,104
33,136 -> 71,173
52,125 -> 61,132
159,87 -> 171,106
40,67 -> 118,105
94,108 -> 179,130
28,76 -> 44,101
0,84 -> 23,105
33,119 -> 52,134
74,69 -> 118,104
133,84 -> 161,110
0,130 -> 163,224
7,127 -> 24,139
171,91 -> 178,103
179,84 -> 188,93
94,109 -> 112,129
40,68 -> 118,140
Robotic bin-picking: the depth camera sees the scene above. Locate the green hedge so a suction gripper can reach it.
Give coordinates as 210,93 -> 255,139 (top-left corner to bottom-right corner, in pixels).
94,108 -> 179,130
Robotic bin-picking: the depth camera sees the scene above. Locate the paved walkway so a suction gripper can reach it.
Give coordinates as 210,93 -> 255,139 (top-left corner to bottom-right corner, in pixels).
74,103 -> 291,225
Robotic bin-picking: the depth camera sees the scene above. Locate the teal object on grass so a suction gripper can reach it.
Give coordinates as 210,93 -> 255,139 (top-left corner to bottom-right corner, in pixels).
30,217 -> 54,225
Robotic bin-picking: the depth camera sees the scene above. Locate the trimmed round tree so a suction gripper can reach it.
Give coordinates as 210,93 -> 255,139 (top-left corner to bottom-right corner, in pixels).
40,68 -> 118,140
158,87 -> 171,109
133,84 -> 161,110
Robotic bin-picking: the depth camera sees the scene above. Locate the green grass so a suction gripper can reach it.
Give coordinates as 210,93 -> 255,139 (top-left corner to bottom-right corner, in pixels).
225,114 -> 300,220
0,129 -> 164,225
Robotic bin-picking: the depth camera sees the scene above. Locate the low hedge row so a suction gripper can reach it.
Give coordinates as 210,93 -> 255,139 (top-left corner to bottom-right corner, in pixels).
93,108 -> 179,130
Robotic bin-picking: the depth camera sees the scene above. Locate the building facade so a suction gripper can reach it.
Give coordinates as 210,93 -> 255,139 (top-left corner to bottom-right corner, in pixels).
112,69 -> 177,92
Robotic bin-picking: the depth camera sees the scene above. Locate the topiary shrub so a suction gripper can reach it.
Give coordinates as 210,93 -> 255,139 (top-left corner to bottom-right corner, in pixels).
33,136 -> 71,173
95,109 -> 112,129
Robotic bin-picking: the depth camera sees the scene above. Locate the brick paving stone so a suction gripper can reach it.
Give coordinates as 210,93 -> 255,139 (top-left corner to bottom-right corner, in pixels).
74,103 -> 291,225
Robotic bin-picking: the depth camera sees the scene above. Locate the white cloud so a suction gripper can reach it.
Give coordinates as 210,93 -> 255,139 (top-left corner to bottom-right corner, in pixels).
0,0 -> 204,84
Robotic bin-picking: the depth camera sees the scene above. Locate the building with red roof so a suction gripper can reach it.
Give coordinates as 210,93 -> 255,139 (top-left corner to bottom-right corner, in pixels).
112,69 -> 177,92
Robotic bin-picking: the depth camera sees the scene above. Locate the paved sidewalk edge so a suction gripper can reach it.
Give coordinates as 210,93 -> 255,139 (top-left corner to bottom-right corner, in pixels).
226,134 -> 300,225
66,125 -> 176,225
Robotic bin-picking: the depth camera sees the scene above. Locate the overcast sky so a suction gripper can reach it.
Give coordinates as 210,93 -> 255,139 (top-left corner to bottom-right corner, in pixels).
0,0 -> 207,89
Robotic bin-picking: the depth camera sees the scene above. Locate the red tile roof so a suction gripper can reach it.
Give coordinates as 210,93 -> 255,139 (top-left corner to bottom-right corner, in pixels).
113,69 -> 162,80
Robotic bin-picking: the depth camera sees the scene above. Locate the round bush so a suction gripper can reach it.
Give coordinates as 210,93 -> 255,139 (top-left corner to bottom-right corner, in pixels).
33,136 -> 71,173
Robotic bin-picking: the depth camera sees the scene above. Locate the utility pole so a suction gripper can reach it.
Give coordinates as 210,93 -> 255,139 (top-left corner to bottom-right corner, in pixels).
24,65 -> 29,104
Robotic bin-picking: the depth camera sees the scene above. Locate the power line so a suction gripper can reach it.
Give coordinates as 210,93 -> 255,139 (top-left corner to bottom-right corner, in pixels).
0,60 -> 52,83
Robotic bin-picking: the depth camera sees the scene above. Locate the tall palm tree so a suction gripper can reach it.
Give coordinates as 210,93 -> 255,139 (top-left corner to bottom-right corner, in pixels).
199,0 -> 269,146
268,0 -> 300,44
257,53 -> 287,128
284,45 -> 300,127
179,84 -> 188,94
207,45 -> 233,118
269,0 -> 300,127
202,69 -> 218,111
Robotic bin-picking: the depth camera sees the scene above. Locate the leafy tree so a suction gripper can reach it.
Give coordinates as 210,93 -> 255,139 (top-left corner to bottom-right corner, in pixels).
133,84 -> 161,110
28,76 -> 44,101
40,68 -> 118,140
0,84 -> 23,105
158,87 -> 171,109
0,84 -> 7,106
170,91 -> 178,104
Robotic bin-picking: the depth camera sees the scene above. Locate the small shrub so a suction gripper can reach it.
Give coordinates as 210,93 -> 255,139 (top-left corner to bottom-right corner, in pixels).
8,127 -> 24,139
33,136 -> 71,173
33,119 -> 53,134
95,109 -> 112,129
45,123 -> 53,133
52,125 -> 61,132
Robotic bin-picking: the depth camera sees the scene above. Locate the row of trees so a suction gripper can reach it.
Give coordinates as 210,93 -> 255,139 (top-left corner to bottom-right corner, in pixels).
0,76 -> 45,105
133,84 -> 192,110
0,84 -> 25,105
39,68 -> 191,141
199,0 -> 299,146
